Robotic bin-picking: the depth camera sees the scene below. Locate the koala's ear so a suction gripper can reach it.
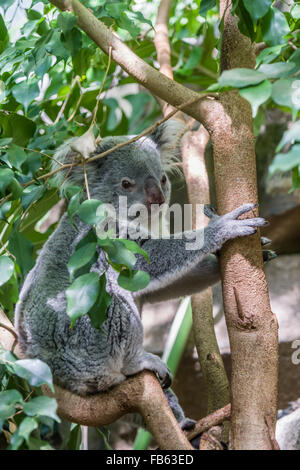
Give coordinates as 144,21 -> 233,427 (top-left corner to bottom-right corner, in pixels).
149,119 -> 187,172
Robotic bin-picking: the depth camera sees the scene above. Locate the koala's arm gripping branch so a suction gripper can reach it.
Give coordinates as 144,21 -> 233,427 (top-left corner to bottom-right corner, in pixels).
49,0 -> 218,130
0,308 -> 192,450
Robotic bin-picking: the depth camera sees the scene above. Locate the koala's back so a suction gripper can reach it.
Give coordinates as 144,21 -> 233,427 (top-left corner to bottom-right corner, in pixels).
15,214 -> 144,395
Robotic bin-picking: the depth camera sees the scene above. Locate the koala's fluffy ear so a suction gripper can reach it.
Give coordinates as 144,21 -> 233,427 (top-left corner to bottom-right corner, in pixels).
149,119 -> 187,172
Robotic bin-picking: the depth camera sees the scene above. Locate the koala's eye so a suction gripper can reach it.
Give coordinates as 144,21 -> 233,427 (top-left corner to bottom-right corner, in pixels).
121,178 -> 133,190
161,174 -> 167,185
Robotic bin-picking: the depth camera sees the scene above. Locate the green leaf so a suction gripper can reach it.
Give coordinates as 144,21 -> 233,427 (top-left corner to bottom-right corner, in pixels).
118,238 -> 149,263
0,389 -> 23,420
0,112 -> 36,146
57,12 -> 77,34
88,274 -> 111,330
99,238 -> 137,270
0,14 -> 9,54
292,4 -> 300,19
256,45 -> 283,66
10,178 -> 24,199
77,199 -> 103,225
239,80 -> 272,116
27,437 -> 53,450
45,30 -> 70,61
8,230 -> 34,276
21,185 -> 44,210
219,68 -> 266,88
66,272 -> 100,326
118,269 -> 150,292
61,28 -> 82,57
13,358 -> 54,390
277,120 -> 300,151
67,242 -> 97,281
12,79 -> 40,112
261,7 -> 290,46
10,417 -> 38,449
0,201 -> 12,221
271,78 -> 300,111
258,62 -> 296,78
270,145 -> 300,174
0,272 -> 19,319
6,144 -> 27,171
0,256 -> 14,286
0,168 -> 14,195
242,0 -> 271,23
199,0 -> 217,17
23,396 -> 60,422
68,191 -> 81,226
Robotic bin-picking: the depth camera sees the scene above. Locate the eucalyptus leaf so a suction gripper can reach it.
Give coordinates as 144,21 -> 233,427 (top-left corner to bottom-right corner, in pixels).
0,256 -> 14,286
67,242 -> 97,280
8,230 -> 34,276
239,80 -> 272,116
66,272 -> 100,326
13,358 -> 54,391
242,0 -> 271,23
277,121 -> 300,151
0,389 -> 23,420
118,269 -> 150,292
12,80 -> 40,112
219,68 -> 266,88
261,7 -> 290,46
23,396 -> 60,422
270,145 -> 300,174
77,199 -> 103,225
88,274 -> 111,330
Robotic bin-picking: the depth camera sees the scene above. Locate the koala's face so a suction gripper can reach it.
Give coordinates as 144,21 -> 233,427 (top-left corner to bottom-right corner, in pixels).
92,137 -> 171,223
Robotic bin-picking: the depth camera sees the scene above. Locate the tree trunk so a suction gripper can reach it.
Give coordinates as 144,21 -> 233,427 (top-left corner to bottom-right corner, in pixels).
211,0 -> 279,450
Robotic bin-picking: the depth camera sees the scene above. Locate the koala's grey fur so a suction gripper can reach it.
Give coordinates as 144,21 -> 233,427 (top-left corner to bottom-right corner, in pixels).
15,121 -> 268,429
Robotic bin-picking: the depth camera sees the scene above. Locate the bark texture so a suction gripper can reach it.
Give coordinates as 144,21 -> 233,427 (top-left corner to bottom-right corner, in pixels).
210,0 -> 279,450
181,128 -> 230,415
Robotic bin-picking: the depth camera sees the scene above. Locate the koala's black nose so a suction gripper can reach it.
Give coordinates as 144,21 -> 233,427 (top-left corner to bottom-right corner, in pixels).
144,177 -> 165,210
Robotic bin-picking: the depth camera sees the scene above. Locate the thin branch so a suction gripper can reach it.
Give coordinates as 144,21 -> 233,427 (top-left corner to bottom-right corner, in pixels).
90,46 -> 112,129
82,160 -> 91,200
53,75 -> 81,125
186,403 -> 231,441
0,307 -> 193,450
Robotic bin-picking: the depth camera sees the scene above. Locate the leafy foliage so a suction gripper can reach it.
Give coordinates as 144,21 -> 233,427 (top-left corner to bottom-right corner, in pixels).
0,347 -> 60,450
0,0 -> 299,450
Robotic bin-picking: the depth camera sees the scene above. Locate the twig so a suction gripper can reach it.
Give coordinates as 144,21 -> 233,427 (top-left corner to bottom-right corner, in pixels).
186,403 -> 231,441
54,75 -> 81,125
82,160 -> 91,200
90,46 -> 112,129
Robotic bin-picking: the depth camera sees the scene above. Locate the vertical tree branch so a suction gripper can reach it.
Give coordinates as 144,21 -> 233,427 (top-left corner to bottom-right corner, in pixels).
211,0 -> 279,450
154,0 -> 230,431
181,128 -> 230,417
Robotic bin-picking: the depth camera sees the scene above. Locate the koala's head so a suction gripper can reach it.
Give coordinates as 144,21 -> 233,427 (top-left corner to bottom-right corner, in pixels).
52,120 -> 185,225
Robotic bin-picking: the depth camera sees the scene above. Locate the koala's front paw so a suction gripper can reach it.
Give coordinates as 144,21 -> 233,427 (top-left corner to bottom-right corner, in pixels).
141,352 -> 172,389
155,361 -> 172,389
180,417 -> 196,431
209,203 -> 269,252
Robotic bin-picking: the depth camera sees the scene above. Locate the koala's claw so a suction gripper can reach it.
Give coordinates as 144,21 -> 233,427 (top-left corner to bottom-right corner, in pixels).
261,236 -> 271,246
157,368 -> 172,389
204,204 -> 217,219
263,249 -> 277,263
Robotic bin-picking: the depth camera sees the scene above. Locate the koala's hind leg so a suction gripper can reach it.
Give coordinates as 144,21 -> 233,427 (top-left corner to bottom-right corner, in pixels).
121,351 -> 172,389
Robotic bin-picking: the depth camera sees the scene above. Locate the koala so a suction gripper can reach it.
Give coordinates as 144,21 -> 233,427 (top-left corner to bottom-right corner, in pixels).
15,121 -> 270,431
